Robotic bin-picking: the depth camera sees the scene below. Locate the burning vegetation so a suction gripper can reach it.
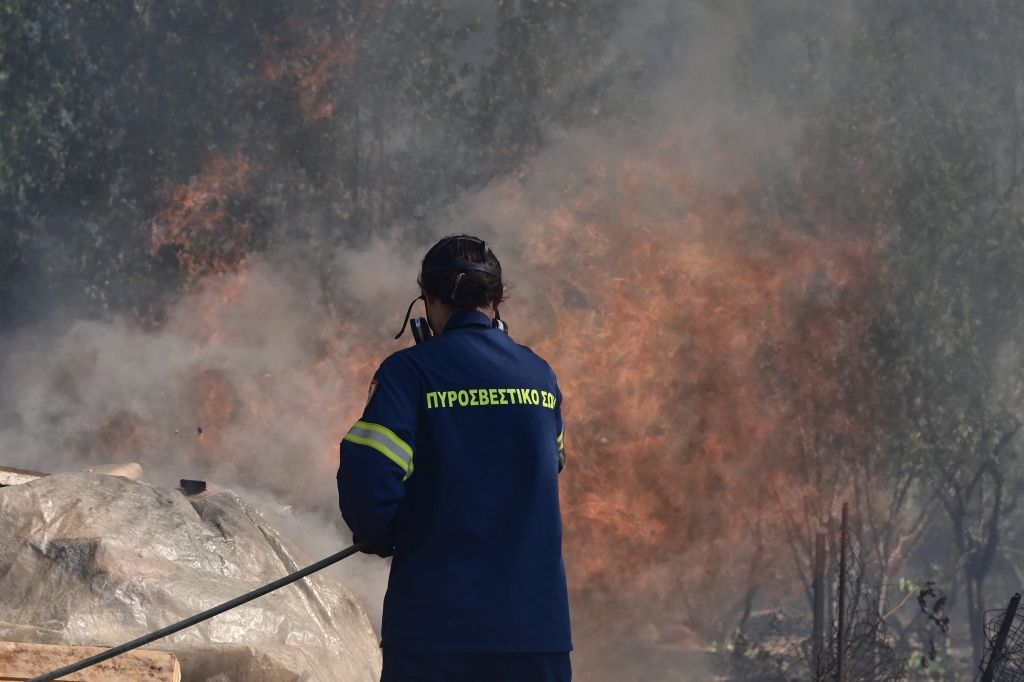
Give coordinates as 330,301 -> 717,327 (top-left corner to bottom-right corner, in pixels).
468,134 -> 888,676
3,1 -> 1024,680
151,153 -> 254,284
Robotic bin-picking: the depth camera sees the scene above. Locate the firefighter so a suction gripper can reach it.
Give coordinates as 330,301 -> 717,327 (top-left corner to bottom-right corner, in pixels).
337,235 -> 572,682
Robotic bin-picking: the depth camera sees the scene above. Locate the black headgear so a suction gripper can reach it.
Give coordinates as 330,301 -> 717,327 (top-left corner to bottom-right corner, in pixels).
421,236 -> 501,279
394,236 -> 507,343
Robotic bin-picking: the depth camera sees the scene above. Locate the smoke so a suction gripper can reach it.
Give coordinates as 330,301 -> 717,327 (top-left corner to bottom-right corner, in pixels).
1,259 -> 374,505
230,484 -> 391,635
1,1 -> 991,679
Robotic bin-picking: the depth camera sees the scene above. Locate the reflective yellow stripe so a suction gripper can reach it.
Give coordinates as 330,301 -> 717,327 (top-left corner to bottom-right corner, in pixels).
353,421 -> 413,457
343,433 -> 412,478
557,430 -> 564,451
343,421 -> 414,481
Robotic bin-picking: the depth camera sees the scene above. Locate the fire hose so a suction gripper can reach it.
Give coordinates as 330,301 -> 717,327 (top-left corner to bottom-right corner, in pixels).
27,541 -> 368,682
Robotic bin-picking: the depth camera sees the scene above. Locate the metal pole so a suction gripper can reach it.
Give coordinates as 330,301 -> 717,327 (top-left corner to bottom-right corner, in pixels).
812,531 -> 826,680
837,503 -> 848,682
982,592 -> 1021,682
28,542 -> 367,682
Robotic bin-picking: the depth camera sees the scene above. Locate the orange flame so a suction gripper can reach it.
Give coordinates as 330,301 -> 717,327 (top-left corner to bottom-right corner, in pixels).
483,142 -> 881,645
260,28 -> 358,121
150,152 -> 253,283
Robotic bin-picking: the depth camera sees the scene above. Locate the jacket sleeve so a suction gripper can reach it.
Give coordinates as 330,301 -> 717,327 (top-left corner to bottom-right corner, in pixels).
337,354 -> 419,556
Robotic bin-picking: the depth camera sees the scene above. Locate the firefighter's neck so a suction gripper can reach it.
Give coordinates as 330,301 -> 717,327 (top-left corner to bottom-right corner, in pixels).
424,294 -> 490,335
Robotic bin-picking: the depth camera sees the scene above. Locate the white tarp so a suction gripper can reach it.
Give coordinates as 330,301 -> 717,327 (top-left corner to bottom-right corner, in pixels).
0,473 -> 382,681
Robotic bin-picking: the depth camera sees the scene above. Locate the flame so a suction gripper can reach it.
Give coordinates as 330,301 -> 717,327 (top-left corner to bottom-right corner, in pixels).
260,28 -> 358,121
480,141 -> 881,644
150,153 -> 253,284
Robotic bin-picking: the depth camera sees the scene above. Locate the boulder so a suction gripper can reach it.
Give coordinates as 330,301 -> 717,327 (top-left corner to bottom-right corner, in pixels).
0,473 -> 381,681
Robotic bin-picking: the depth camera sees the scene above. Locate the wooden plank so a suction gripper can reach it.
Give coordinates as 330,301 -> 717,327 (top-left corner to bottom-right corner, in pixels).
0,641 -> 180,681
0,463 -> 143,488
82,463 -> 143,481
0,467 -> 47,487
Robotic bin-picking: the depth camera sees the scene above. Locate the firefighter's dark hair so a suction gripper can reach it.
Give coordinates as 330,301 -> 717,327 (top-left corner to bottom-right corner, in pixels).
418,235 -> 505,310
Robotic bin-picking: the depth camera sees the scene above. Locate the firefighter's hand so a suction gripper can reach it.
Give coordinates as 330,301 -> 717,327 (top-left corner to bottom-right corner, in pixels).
355,533 -> 394,558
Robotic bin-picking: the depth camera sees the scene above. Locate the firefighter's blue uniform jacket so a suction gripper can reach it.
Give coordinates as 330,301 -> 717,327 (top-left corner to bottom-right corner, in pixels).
337,310 -> 572,654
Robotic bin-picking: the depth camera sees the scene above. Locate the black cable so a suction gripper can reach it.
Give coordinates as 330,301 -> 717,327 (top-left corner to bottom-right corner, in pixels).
28,542 -> 368,682
394,294 -> 424,339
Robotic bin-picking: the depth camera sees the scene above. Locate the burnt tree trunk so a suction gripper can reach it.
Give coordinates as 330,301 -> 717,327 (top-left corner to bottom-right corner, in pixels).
944,456 -> 1005,667
967,461 -> 1002,669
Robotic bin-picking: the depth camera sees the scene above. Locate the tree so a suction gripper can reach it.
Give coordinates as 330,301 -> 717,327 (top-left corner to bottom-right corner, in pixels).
791,1 -> 1024,668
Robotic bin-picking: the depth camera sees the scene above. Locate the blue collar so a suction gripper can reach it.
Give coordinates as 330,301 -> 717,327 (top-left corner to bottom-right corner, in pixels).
443,310 -> 492,334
